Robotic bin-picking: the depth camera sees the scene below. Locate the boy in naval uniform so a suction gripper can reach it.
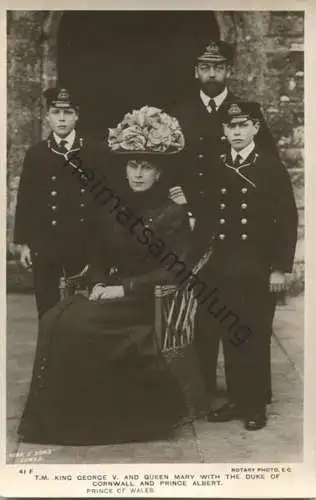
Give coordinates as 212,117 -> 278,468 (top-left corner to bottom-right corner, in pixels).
195,101 -> 298,430
14,87 -> 105,317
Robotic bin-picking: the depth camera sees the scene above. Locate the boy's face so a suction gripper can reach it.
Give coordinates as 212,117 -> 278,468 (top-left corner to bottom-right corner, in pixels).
46,107 -> 78,138
195,61 -> 231,97
223,119 -> 260,151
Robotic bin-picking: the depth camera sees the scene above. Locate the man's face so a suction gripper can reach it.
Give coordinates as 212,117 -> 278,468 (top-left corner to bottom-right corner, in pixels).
46,107 -> 78,137
195,61 -> 231,97
223,119 -> 260,151
126,160 -> 160,192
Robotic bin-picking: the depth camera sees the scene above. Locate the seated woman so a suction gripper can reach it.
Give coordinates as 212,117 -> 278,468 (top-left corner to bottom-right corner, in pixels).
18,106 -> 194,446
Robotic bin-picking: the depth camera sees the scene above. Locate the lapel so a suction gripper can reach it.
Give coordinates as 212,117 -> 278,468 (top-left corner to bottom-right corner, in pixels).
47,131 -> 85,175
72,131 -> 84,151
220,149 -> 259,189
47,132 -> 59,151
189,94 -> 225,143
47,131 -> 84,153
191,94 -> 213,127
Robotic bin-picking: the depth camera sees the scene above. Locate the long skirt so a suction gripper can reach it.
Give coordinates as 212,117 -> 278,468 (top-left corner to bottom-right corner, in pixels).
18,294 -> 187,445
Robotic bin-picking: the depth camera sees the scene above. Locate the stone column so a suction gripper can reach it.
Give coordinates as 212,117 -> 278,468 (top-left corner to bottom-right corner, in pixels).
215,11 -> 271,101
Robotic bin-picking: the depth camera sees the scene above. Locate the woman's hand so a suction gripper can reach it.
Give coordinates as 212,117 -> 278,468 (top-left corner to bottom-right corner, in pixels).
89,284 -> 125,301
89,284 -> 107,301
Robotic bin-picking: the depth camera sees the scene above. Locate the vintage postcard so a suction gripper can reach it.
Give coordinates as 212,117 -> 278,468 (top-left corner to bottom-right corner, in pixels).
1,0 -> 316,498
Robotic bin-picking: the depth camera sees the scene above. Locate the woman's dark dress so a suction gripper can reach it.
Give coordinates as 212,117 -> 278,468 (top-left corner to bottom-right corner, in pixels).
18,184 -> 192,445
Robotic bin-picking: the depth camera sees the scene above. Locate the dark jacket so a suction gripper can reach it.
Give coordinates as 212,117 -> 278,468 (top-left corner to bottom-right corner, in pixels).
88,185 -> 193,293
199,147 -> 298,278
13,133 -> 107,260
169,91 -> 280,216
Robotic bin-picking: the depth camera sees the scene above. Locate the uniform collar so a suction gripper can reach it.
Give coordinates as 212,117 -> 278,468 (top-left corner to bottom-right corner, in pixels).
231,141 -> 255,164
53,129 -> 76,150
200,87 -> 228,111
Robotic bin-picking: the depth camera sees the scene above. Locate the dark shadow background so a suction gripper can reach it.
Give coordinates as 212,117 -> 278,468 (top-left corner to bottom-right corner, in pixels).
57,11 -> 219,138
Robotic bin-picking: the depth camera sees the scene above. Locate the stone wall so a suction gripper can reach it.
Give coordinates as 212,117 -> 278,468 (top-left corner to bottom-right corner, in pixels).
7,11 -> 304,294
7,11 -> 44,251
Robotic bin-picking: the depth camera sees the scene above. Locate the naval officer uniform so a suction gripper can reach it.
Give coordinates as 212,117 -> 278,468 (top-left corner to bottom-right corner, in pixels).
195,101 -> 298,429
14,87 -> 106,316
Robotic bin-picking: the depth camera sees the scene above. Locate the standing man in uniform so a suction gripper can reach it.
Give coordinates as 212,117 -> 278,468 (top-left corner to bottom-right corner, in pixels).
169,40 -> 279,219
198,101 -> 297,429
14,87 -> 106,317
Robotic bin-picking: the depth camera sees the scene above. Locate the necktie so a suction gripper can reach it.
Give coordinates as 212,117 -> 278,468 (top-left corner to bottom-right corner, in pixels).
234,154 -> 242,168
207,98 -> 217,113
59,140 -> 68,154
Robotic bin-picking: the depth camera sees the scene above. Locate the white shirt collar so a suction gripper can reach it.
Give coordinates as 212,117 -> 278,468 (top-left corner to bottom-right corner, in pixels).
53,129 -> 76,150
231,141 -> 256,163
200,87 -> 228,111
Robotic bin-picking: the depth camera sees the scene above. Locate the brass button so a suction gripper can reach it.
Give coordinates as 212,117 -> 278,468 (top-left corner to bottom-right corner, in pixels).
221,188 -> 227,194
241,187 -> 248,194
198,172 -> 204,176
51,205 -> 57,210
219,218 -> 225,224
241,233 -> 248,240
51,175 -> 57,181
198,153 -> 204,159
219,234 -> 225,240
51,190 -> 57,196
199,136 -> 204,141
51,220 -> 57,225
220,203 -> 226,209
241,218 -> 248,224
80,188 -> 86,193
80,202 -> 85,207
241,202 -> 247,209
80,218 -> 85,222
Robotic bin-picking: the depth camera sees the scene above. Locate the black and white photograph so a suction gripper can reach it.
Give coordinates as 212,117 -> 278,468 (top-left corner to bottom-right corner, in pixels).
3,5 -> 310,492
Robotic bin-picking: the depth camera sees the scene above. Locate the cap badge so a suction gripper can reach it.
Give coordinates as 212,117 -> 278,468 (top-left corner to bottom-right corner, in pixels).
57,88 -> 70,101
204,41 -> 220,56
206,41 -> 218,51
228,103 -> 243,115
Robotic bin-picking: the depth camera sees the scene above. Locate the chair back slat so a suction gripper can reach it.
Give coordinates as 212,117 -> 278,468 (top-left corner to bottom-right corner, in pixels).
157,245 -> 213,352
